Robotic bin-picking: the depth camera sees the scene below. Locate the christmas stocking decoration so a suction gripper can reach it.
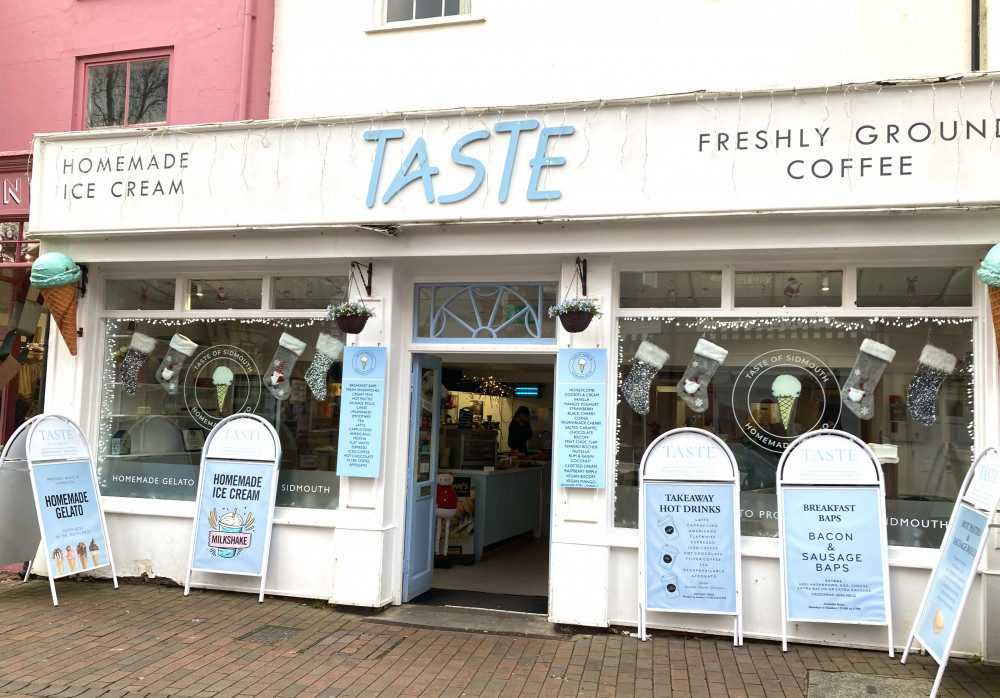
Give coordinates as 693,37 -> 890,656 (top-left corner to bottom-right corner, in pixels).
155,334 -> 198,395
304,333 -> 345,401
265,333 -> 307,401
677,339 -> 728,413
841,338 -> 896,420
907,344 -> 957,426
121,332 -> 157,395
621,341 -> 669,415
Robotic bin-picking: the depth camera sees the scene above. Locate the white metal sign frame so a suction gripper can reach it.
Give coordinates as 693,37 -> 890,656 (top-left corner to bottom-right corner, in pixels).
638,427 -> 743,645
25,414 -> 119,606
183,413 -> 281,603
777,429 -> 892,655
901,446 -> 1000,698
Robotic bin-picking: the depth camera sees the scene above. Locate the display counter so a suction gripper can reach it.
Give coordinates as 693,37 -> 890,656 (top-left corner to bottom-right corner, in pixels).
441,465 -> 547,561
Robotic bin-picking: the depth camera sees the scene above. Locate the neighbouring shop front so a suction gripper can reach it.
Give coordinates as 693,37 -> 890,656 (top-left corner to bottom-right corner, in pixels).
25,74 -> 1000,657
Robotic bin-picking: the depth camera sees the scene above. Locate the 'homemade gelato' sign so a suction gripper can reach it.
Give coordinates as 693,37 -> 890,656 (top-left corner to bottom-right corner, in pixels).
31,77 -> 1000,233
555,348 -> 607,488
337,346 -> 387,478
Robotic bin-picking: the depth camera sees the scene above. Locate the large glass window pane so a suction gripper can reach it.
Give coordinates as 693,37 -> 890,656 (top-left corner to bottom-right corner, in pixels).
189,279 -> 262,310
272,276 -> 347,310
387,0 -> 413,21
126,59 -> 169,126
415,0 -> 442,19
620,271 -> 721,308
615,316 -> 974,549
87,63 -> 127,128
98,318 -> 345,509
856,267 -> 973,307
734,271 -> 842,307
106,279 -> 175,311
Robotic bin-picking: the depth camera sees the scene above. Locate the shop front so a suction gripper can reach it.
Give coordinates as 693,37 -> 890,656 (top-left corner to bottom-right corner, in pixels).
26,75 -> 1000,656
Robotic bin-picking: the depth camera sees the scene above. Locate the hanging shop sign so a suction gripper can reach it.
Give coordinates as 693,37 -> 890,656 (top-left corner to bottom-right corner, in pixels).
336,346 -> 387,479
555,348 -> 607,488
637,428 -> 742,645
777,430 -> 892,655
25,414 -> 119,606
902,447 -> 1000,698
30,77 -> 1000,234
184,414 -> 280,602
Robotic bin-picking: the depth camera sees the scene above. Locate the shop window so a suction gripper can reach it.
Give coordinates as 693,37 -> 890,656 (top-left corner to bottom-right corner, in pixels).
614,316 -> 974,549
856,267 -> 973,307
106,279 -> 176,311
189,279 -> 262,310
414,282 -> 558,343
84,55 -> 170,129
734,270 -> 842,307
386,0 -> 470,22
98,318 -> 346,510
620,271 -> 721,308
273,276 -> 348,310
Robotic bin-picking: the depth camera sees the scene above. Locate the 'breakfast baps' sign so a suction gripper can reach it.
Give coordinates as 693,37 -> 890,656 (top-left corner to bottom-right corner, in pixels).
638,428 -> 742,645
777,430 -> 892,655
337,346 -> 387,479
184,414 -> 280,601
902,447 -> 1000,698
25,415 -> 119,606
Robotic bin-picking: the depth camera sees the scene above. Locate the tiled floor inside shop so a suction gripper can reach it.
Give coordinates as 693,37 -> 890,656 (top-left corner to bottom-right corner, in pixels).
431,533 -> 548,597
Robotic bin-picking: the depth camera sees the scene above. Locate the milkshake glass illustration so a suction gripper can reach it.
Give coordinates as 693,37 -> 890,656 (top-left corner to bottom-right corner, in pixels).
657,514 -> 679,540
218,510 -> 244,558
659,543 -> 679,568
660,572 -> 680,597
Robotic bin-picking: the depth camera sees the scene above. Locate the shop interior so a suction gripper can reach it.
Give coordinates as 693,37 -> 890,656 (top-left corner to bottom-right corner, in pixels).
421,355 -> 554,611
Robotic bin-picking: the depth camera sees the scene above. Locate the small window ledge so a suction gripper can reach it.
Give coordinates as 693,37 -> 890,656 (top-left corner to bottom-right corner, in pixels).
366,14 -> 485,34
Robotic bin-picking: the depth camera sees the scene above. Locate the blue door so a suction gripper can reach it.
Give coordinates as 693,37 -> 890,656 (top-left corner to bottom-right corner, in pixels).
402,354 -> 441,602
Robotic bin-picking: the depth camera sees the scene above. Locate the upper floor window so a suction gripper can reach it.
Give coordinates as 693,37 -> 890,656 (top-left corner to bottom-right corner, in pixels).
85,55 -> 170,129
386,0 -> 470,22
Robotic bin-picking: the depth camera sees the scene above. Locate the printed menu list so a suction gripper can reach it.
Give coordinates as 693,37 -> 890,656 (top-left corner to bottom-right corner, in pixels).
556,349 -> 607,488
337,347 -> 387,479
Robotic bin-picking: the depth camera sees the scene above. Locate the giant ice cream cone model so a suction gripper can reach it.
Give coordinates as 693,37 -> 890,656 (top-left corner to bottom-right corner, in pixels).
978,244 -> 1000,358
29,252 -> 83,356
770,374 -> 802,430
212,366 -> 234,412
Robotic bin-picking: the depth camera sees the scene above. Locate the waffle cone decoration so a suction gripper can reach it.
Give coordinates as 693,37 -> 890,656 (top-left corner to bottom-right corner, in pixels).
989,286 -> 1000,353
40,284 -> 79,356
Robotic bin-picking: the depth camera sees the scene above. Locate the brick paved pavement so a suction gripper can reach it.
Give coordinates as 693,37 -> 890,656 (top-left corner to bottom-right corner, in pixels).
0,575 -> 998,697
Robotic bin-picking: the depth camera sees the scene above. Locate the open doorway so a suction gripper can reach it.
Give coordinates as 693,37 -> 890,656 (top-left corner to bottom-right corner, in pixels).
409,353 -> 555,614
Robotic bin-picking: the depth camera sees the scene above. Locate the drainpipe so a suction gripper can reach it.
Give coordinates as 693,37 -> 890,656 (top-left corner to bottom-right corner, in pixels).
972,0 -> 981,71
238,0 -> 256,121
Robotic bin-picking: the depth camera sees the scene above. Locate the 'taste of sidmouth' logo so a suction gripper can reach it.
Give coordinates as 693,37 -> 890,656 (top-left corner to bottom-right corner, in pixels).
732,349 -> 842,453
569,352 -> 597,379
184,345 -> 262,429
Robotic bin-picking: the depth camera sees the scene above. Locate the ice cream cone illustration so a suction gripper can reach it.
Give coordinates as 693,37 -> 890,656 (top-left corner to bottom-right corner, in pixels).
212,366 -> 234,412
76,541 -> 88,570
52,547 -> 64,576
89,539 -> 100,566
578,358 -> 587,373
65,545 -> 76,572
771,374 -> 802,430
29,252 -> 83,356
360,355 -> 368,370
933,608 -> 946,633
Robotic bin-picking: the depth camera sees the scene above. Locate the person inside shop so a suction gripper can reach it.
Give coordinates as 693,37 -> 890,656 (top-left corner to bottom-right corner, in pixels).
507,405 -> 533,454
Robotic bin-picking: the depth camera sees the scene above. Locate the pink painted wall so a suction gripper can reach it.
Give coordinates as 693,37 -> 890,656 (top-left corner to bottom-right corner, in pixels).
0,0 -> 274,153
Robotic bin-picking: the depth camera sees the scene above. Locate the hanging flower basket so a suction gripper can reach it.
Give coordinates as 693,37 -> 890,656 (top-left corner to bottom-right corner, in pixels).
548,298 -> 601,334
327,300 -> 375,335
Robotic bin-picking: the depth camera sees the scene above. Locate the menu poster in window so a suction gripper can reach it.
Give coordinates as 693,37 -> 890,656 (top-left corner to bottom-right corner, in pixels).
337,346 -> 387,479
33,459 -> 110,578
643,482 -> 737,613
191,459 -> 275,575
782,487 -> 886,623
555,348 -> 607,488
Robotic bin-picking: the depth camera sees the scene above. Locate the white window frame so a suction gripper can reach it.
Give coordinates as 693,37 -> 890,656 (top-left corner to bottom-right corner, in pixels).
368,0 -> 483,32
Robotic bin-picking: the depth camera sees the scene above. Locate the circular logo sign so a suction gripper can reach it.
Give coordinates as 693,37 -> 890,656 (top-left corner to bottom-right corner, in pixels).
732,349 -> 842,453
183,345 -> 262,429
569,351 -> 598,379
352,349 -> 378,375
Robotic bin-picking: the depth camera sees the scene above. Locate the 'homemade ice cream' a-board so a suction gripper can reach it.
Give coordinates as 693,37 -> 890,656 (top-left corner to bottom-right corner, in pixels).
24,414 -> 119,606
184,413 -> 281,602
637,428 -> 743,645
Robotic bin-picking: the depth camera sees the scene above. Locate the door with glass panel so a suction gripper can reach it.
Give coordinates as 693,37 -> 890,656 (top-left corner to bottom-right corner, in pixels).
402,354 -> 441,601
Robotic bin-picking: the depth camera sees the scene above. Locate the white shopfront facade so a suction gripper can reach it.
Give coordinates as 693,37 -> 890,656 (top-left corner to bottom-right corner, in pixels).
27,75 -> 1000,657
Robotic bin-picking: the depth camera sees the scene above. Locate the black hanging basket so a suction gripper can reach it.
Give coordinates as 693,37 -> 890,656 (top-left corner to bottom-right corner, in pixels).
558,310 -> 594,333
336,314 -> 369,334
